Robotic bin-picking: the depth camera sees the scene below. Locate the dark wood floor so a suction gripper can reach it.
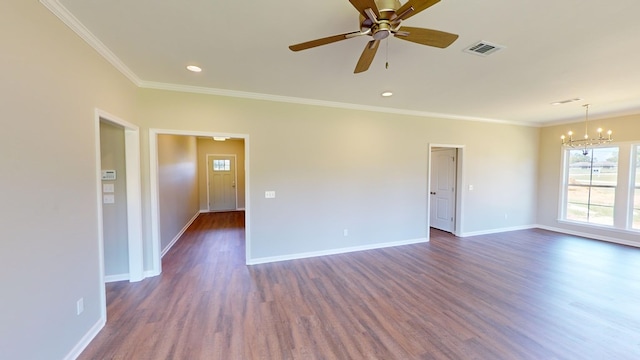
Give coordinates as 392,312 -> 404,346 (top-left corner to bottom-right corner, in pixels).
80,211 -> 640,359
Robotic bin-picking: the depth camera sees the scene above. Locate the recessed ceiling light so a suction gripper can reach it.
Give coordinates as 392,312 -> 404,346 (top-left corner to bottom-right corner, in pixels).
381,91 -> 393,97
186,65 -> 202,73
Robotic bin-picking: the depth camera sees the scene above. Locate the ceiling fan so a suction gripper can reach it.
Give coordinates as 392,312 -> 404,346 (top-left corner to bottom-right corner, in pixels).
289,0 -> 459,73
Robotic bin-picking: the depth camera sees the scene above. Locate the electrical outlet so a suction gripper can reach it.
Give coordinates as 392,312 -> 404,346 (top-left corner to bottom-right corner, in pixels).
343,229 -> 348,236
265,191 -> 276,199
76,298 -> 84,315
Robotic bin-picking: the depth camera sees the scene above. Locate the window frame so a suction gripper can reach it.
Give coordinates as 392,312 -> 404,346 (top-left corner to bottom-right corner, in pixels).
560,145 -> 620,227
630,144 -> 640,230
558,142 -> 640,233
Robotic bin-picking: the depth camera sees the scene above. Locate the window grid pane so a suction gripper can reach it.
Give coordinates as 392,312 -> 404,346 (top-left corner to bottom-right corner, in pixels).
213,159 -> 231,171
587,205 -> 615,226
564,147 -> 618,226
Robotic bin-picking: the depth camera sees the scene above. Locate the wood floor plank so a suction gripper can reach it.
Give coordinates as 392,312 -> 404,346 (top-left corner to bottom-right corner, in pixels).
79,212 -> 640,359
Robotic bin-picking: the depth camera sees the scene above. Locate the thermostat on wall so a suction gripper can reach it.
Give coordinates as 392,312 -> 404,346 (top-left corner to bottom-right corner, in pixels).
101,170 -> 116,181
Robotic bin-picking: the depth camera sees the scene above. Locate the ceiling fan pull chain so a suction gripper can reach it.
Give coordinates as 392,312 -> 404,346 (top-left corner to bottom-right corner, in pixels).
385,38 -> 389,69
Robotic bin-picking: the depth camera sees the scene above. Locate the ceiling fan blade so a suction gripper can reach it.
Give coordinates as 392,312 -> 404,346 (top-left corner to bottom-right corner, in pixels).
289,31 -> 364,51
395,0 -> 440,21
354,39 -> 380,73
394,26 -> 458,48
349,0 -> 380,20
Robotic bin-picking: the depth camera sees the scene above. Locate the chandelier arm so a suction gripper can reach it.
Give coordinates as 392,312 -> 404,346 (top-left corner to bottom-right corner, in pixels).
560,103 -> 613,151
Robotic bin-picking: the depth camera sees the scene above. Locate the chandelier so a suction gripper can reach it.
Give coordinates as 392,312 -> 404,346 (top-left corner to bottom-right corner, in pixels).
561,104 -> 613,155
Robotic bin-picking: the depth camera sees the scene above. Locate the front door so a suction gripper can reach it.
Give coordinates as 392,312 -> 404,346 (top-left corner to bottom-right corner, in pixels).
430,148 -> 457,232
208,155 -> 237,211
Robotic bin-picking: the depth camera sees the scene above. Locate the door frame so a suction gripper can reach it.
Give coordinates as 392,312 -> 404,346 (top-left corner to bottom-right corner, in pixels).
94,109 -> 144,318
206,153 -> 238,212
428,144 -> 465,236
149,129 -> 251,274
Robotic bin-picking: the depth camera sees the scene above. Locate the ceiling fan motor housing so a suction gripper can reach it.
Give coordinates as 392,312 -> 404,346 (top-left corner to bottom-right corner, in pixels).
376,0 -> 402,12
360,0 -> 401,30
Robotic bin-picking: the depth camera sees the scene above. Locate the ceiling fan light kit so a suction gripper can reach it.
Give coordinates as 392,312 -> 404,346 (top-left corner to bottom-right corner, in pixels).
289,0 -> 459,73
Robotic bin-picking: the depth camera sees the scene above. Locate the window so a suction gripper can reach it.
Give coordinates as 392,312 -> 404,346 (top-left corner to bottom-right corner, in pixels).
633,146 -> 640,229
563,147 -> 619,226
213,159 -> 230,171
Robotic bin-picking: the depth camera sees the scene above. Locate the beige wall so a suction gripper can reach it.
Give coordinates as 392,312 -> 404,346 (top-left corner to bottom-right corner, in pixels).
9,1 -> 622,357
100,121 -> 129,277
537,113 -> 640,243
157,134 -> 200,252
136,89 -> 540,261
0,1 -> 138,359
197,138 -> 246,211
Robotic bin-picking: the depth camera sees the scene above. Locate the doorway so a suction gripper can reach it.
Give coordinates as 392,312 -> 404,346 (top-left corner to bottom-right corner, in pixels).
149,129 -> 251,273
428,144 -> 464,235
94,109 -> 143,321
207,154 -> 238,211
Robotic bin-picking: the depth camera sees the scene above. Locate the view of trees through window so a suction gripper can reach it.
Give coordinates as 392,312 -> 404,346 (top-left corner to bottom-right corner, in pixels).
565,147 -> 619,225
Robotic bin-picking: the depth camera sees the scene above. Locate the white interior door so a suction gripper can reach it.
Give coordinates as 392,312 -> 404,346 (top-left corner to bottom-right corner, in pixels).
208,155 -> 237,211
430,148 -> 457,232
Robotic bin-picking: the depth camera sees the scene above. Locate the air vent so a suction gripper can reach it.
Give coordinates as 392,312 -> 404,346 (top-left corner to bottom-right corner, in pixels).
463,41 -> 505,56
550,98 -> 583,105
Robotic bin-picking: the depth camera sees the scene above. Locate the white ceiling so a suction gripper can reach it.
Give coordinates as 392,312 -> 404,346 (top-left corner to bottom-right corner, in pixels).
48,0 -> 640,125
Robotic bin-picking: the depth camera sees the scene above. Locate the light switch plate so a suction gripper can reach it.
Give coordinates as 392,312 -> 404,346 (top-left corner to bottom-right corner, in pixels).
103,183 -> 115,193
103,194 -> 115,204
265,191 -> 276,198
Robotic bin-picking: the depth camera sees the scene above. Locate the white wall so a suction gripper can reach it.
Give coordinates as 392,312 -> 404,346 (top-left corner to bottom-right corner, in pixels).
0,1 -> 138,359
157,134 -> 200,253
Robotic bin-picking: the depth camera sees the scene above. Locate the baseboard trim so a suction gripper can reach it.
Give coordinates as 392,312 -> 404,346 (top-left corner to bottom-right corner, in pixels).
458,224 -> 537,237
457,223 -> 639,248
537,224 -> 640,248
200,208 -> 245,213
144,269 -> 161,278
161,211 -> 200,258
104,273 -> 129,283
247,237 -> 429,265
63,316 -> 105,360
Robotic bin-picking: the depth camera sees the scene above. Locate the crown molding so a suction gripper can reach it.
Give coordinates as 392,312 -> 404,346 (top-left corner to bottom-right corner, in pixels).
40,0 -> 141,86
140,81 -> 539,127
542,108 -> 640,127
